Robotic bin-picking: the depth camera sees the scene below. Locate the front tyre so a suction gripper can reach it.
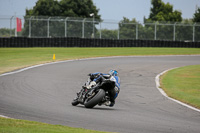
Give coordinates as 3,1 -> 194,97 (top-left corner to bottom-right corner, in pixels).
84,89 -> 105,108
71,99 -> 79,106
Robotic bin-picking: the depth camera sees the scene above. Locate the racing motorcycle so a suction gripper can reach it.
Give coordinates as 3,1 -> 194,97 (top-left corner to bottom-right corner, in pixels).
71,74 -> 118,108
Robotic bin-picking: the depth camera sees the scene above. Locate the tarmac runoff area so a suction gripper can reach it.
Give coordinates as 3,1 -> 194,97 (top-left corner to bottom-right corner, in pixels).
0,55 -> 200,133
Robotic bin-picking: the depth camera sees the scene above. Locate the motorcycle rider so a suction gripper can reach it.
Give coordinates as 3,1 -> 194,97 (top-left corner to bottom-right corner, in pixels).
84,70 -> 120,107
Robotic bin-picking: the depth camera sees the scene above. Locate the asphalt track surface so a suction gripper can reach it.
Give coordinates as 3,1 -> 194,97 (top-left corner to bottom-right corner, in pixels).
0,56 -> 200,133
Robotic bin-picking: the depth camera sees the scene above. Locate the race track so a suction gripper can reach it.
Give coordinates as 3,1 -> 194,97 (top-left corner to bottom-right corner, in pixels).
0,56 -> 200,133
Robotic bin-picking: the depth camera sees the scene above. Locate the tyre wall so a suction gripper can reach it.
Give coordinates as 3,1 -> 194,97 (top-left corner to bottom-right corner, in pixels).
0,37 -> 199,48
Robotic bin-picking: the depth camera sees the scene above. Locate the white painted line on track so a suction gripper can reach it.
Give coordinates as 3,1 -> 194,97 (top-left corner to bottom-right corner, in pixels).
155,68 -> 200,113
0,115 -> 10,118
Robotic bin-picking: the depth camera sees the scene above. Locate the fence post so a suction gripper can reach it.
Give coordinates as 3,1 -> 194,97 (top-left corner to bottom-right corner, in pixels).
136,23 -> 138,40
90,13 -> 95,38
99,22 -> 102,39
93,17 -> 95,38
82,18 -> 86,38
65,17 -> 69,37
193,23 -> 196,42
10,16 -> 14,37
118,22 -> 120,39
15,14 -> 17,37
173,22 -> 177,41
154,22 -> 157,40
47,17 -> 51,37
29,16 -> 33,37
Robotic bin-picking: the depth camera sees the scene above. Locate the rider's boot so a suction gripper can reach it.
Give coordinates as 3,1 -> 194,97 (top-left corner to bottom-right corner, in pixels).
104,101 -> 115,107
109,101 -> 115,107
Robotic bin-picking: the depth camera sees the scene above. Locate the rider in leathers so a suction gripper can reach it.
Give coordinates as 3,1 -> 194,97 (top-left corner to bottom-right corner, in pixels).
84,70 -> 120,107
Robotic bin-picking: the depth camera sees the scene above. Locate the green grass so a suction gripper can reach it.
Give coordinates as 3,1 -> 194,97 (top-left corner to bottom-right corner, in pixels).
0,47 -> 199,74
160,65 -> 200,109
0,117 -> 111,133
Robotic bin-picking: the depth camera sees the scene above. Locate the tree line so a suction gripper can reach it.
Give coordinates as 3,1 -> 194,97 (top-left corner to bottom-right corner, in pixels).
98,0 -> 200,41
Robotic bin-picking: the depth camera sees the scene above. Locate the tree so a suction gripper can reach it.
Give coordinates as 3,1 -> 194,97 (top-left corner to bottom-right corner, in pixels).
0,28 -> 14,37
119,17 -> 137,39
193,7 -> 200,22
175,19 -> 193,41
148,0 -> 182,22
143,0 -> 183,41
96,29 -> 118,39
25,0 -> 60,16
193,7 -> 200,41
25,0 -> 100,18
59,0 -> 100,18
23,0 -> 101,37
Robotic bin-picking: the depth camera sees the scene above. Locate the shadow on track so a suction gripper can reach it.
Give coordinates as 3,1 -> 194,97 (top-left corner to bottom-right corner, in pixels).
74,105 -> 116,111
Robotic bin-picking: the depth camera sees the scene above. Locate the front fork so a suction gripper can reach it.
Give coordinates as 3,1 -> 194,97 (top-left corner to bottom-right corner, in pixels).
77,87 -> 94,103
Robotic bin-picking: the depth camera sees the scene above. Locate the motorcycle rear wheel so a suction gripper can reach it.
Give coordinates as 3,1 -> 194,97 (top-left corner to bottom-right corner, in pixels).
84,89 -> 105,108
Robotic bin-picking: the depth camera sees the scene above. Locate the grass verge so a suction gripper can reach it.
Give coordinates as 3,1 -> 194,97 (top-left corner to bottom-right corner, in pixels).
160,65 -> 200,109
0,47 -> 200,74
0,117 -> 110,133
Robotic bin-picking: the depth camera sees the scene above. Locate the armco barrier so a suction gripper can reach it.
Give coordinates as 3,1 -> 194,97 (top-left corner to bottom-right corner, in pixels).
0,37 -> 200,48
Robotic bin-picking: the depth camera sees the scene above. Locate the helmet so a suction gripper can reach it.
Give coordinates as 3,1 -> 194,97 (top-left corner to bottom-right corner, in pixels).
109,70 -> 118,76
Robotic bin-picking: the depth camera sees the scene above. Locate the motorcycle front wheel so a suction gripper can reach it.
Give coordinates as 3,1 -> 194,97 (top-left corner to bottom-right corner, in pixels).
84,89 -> 105,108
71,99 -> 79,106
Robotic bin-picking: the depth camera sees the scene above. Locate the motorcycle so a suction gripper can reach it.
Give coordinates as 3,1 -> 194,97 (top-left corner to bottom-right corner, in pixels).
71,74 -> 118,108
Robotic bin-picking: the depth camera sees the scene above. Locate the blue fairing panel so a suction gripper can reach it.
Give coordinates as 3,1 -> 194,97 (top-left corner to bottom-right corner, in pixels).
114,76 -> 120,90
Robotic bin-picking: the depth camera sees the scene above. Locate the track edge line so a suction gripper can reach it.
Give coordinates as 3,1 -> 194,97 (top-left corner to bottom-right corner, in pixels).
155,68 -> 200,113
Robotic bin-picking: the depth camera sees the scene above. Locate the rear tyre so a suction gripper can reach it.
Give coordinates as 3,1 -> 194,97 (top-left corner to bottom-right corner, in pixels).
84,89 -> 105,108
